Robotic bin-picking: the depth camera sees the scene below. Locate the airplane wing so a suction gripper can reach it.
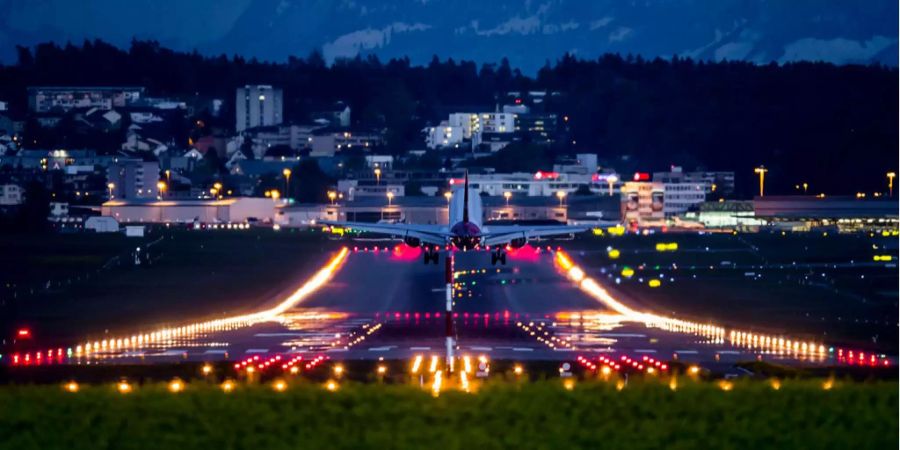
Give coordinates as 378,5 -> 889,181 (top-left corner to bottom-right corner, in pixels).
481,225 -> 589,247
321,221 -> 451,246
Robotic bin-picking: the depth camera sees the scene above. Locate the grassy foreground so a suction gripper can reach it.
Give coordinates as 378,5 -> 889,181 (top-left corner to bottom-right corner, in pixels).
0,380 -> 896,450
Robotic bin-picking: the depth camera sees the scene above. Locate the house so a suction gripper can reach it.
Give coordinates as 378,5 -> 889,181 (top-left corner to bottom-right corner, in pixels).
0,183 -> 23,205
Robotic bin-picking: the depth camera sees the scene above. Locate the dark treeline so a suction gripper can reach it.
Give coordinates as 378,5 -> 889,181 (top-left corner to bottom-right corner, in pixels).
0,40 -> 896,197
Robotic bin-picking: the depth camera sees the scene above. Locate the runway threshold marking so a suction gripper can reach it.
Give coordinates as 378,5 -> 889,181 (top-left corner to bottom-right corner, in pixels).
599,333 -> 647,338
202,350 -> 228,354
718,350 -> 742,355
368,346 -> 396,352
410,346 -> 431,351
245,348 -> 269,354
634,349 -> 658,353
159,349 -> 187,356
675,350 -> 699,354
512,347 -> 534,352
470,346 -> 493,351
253,333 -> 306,337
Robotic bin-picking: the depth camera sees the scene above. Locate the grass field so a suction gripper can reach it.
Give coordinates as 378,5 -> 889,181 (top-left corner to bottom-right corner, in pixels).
3,228 -> 339,345
565,231 -> 899,352
0,379 -> 895,449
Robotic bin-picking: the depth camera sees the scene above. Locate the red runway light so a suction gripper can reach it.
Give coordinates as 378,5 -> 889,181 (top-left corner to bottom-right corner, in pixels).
17,328 -> 31,338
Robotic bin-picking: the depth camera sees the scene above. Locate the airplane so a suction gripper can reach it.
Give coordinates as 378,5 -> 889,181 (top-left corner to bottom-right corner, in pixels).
322,172 -> 588,264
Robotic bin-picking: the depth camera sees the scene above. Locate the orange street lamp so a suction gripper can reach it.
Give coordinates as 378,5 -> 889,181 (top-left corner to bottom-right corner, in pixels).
754,166 -> 768,197
283,168 -> 292,197
271,190 -> 281,201
556,190 -> 567,207
503,191 -> 512,206
107,182 -> 115,199
888,172 -> 896,197
387,191 -> 394,206
444,191 -> 452,205
328,191 -> 337,205
607,175 -> 618,196
157,181 -> 167,199
374,168 -> 382,185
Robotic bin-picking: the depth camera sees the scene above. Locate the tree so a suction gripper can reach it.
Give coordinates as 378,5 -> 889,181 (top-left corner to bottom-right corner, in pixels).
290,159 -> 334,203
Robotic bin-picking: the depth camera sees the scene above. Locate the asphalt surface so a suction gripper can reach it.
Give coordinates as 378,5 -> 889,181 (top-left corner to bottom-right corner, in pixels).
10,244 -> 893,372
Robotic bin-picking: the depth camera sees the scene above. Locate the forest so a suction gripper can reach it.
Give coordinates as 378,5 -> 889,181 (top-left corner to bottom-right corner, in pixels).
0,40 -> 897,196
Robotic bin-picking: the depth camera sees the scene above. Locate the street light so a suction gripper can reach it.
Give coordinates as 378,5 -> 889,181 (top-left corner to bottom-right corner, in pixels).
283,168 -> 292,198
606,175 -> 618,196
107,182 -> 115,200
374,168 -> 382,185
503,191 -> 512,206
556,190 -> 567,207
165,169 -> 171,184
444,191 -> 452,205
754,166 -> 768,197
888,172 -> 896,197
157,181 -> 167,199
270,190 -> 280,201
328,191 -> 337,205
387,191 -> 394,206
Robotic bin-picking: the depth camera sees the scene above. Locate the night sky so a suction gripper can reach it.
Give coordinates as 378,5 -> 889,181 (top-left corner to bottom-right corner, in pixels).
0,0 -> 896,71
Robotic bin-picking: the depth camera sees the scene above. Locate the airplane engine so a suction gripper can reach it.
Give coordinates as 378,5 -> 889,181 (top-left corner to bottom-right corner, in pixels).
508,237 -> 527,249
404,236 -> 421,247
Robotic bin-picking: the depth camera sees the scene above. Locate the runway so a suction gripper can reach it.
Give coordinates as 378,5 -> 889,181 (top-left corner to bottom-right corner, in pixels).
9,244 -> 892,372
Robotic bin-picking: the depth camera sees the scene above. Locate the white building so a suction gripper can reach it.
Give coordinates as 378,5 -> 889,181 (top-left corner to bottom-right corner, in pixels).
426,112 -> 517,149
337,179 -> 404,201
309,130 -> 382,157
0,184 -> 23,205
236,85 -> 283,132
424,121 -> 465,149
107,158 -> 160,199
466,171 -> 601,197
653,166 -> 735,196
28,86 -> 144,113
365,155 -> 394,170
242,124 -> 322,158
101,197 -> 276,224
662,182 -> 708,216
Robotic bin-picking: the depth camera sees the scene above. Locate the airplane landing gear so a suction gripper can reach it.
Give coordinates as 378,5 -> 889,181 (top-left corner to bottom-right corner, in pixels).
423,248 -> 440,265
491,249 -> 507,266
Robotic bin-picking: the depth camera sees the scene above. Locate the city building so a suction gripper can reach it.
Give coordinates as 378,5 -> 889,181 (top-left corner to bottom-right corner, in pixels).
752,196 -> 898,232
425,112 -> 517,149
683,201 -> 766,229
309,129 -> 383,157
240,123 -> 323,157
337,179 -> 404,201
107,157 -> 161,199
661,182 -> 707,216
0,100 -> 7,111
621,181 -> 665,226
653,166 -> 735,197
101,197 -> 277,224
311,102 -> 351,128
423,122 -> 465,149
275,195 -> 607,228
465,171 -> 602,197
235,85 -> 283,132
0,183 -> 23,205
27,86 -> 145,113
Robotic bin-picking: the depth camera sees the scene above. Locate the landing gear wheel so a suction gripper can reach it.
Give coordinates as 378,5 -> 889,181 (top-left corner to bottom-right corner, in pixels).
491,250 -> 507,265
423,249 -> 440,265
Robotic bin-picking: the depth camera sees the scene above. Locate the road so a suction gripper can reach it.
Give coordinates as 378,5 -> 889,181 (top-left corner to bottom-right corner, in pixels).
9,244 -> 892,371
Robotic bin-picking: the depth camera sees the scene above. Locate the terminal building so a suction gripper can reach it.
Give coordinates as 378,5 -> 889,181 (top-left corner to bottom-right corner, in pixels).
275,195 -> 620,228
101,197 -> 277,224
752,196 -> 898,232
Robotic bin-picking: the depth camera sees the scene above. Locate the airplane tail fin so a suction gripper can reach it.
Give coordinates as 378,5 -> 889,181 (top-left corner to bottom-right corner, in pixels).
463,170 -> 470,224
